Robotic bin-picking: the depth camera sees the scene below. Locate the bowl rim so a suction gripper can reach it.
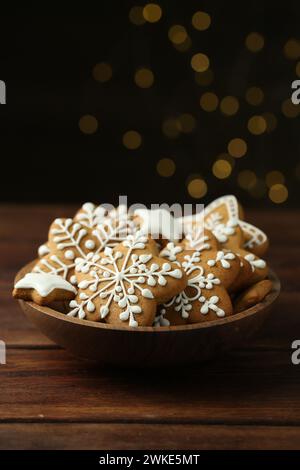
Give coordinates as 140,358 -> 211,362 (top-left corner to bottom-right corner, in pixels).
16,261 -> 281,333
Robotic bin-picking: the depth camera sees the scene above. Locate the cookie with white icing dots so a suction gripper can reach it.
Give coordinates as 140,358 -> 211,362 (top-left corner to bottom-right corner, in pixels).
13,197 -> 273,328
33,204 -> 139,287
182,195 -> 269,292
155,230 -> 240,326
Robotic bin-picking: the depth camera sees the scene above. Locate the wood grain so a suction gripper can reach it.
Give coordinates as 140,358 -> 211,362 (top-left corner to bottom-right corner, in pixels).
0,423 -> 299,450
0,348 -> 298,425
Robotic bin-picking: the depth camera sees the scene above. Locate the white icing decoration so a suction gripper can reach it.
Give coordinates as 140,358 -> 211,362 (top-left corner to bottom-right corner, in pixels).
74,202 -> 107,228
34,208 -> 138,283
203,195 -> 239,243
240,220 -> 268,250
38,244 -> 50,257
14,273 -> 77,297
204,195 -> 239,220
85,239 -> 95,250
65,250 -> 75,260
185,230 -> 211,251
199,295 -> 225,317
34,254 -> 73,280
155,243 -> 223,325
205,216 -> 238,243
134,208 -> 182,241
68,232 -> 182,327
207,251 -> 235,269
244,253 -> 266,272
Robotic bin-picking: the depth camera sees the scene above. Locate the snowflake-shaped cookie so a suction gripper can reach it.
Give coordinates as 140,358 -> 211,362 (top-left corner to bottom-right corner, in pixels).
33,205 -> 139,286
68,232 -> 187,327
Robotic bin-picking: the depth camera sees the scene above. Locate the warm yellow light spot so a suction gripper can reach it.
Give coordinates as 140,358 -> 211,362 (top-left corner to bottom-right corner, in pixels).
156,158 -> 176,177
92,63 -> 112,83
122,130 -> 142,149
162,118 -> 180,139
212,159 -> 232,179
79,115 -> 98,134
220,96 -> 239,116
245,87 -> 264,106
282,98 -> 300,118
228,138 -> 247,158
143,3 -> 162,23
187,178 -> 207,198
245,32 -> 264,52
129,6 -> 146,25
284,39 -> 300,60
262,112 -> 277,133
248,115 -> 267,135
200,92 -> 218,112
237,170 -> 257,190
191,53 -> 210,72
269,184 -> 288,203
195,69 -> 214,86
168,25 -> 187,44
134,68 -> 154,88
173,35 -> 192,52
216,153 -> 236,168
177,114 -> 196,133
192,11 -> 211,31
266,170 -> 285,188
249,180 -> 267,199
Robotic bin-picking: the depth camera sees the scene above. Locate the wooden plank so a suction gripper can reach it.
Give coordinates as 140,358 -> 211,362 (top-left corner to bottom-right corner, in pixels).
0,349 -> 299,424
0,423 -> 300,450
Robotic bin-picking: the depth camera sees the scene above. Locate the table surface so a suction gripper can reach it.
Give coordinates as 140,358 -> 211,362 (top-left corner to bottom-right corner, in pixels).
0,204 -> 299,450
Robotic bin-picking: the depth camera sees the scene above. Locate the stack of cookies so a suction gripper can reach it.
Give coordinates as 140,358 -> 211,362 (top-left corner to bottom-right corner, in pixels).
13,196 -> 273,328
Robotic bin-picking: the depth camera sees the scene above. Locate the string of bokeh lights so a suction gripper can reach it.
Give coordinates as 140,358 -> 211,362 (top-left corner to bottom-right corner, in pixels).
79,3 -> 300,204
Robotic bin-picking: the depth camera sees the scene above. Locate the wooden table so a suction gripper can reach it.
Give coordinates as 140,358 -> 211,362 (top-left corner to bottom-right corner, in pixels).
0,205 -> 299,450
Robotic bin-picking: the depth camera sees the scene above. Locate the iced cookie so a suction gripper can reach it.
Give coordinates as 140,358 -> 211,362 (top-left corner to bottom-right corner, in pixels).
33,218 -> 100,284
240,220 -> 269,257
68,231 -> 187,327
234,279 -> 273,313
204,194 -> 243,246
155,231 -> 240,326
13,272 -> 76,306
203,195 -> 268,287
33,205 -> 139,285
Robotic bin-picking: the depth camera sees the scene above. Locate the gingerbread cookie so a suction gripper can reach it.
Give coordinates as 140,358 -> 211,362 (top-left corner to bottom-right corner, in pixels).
33,218 -> 99,284
204,194 -> 243,246
240,220 -> 269,257
203,195 -> 268,288
33,205 -> 139,284
154,230 -> 240,326
13,272 -> 76,306
68,231 -> 187,327
234,279 -> 273,313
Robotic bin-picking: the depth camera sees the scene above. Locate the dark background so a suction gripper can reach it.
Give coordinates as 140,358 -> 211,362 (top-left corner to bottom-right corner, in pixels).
0,1 -> 299,207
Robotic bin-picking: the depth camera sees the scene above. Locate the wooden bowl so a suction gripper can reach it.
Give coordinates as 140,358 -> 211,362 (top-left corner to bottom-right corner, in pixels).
15,261 -> 281,367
